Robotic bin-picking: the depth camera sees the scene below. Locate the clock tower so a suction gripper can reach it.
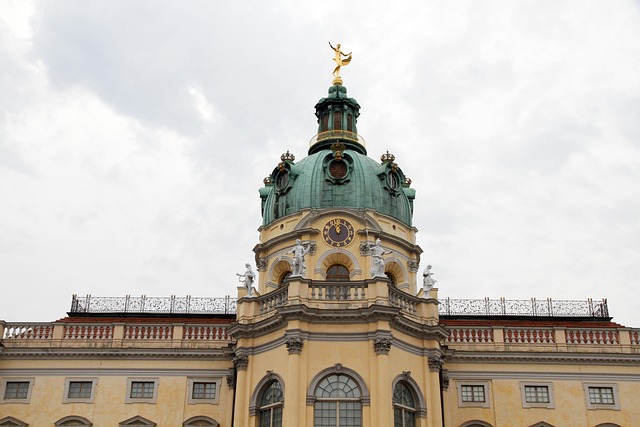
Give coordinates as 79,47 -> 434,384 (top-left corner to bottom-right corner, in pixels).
229,77 -> 446,427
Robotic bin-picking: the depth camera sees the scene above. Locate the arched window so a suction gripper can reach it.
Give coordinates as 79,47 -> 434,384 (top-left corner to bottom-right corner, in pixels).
278,271 -> 292,285
55,415 -> 93,426
183,416 -> 219,427
314,373 -> 362,427
393,382 -> 416,427
258,380 -> 284,427
326,264 -> 350,281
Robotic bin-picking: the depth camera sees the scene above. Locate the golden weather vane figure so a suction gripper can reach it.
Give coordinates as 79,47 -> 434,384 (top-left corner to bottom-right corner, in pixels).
329,42 -> 352,85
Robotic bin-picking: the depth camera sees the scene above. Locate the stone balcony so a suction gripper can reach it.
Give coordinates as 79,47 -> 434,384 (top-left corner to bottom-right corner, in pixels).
235,277 -> 439,325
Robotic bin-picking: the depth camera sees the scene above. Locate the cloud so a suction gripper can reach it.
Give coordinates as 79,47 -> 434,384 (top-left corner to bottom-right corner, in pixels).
1,0 -> 640,326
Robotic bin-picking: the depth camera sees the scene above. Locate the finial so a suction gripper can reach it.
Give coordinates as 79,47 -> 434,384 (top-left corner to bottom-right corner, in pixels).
281,150 -> 295,162
329,42 -> 352,85
381,151 -> 395,163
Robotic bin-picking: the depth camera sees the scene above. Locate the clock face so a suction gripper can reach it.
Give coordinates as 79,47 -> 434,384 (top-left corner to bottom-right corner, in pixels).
323,218 -> 355,247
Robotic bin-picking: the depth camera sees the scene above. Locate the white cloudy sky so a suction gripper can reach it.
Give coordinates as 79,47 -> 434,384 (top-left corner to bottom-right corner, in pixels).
1,1 -> 639,326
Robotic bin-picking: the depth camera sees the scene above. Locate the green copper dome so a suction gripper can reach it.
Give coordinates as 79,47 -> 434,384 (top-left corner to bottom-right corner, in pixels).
259,85 -> 416,227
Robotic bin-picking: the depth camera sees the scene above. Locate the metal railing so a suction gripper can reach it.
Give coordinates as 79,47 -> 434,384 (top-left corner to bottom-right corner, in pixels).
438,297 -> 609,318
309,130 -> 365,148
70,294 -> 236,315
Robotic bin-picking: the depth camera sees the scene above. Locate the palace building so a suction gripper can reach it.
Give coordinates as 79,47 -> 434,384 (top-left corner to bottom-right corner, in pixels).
1,71 -> 639,427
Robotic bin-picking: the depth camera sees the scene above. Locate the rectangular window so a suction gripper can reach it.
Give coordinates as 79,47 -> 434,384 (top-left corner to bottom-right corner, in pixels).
525,385 -> 549,403
588,387 -> 614,405
130,381 -> 155,398
68,381 -> 93,399
187,378 -> 220,404
456,381 -> 490,408
125,378 -> 158,404
461,385 -> 485,402
583,383 -> 620,410
520,382 -> 554,408
333,112 -> 342,130
192,382 -> 216,399
4,382 -> 29,399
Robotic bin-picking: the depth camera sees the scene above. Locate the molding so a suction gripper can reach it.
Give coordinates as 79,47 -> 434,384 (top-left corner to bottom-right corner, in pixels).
186,377 -> 221,405
125,377 -> 159,404
0,368 -> 231,377
0,346 -> 235,360
62,377 -> 98,404
519,381 -> 555,409
445,350 -> 640,366
446,370 -> 640,382
456,380 -> 491,408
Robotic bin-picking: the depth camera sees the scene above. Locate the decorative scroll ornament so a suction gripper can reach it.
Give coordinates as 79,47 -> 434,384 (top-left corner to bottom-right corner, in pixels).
374,338 -> 392,354
407,260 -> 419,273
285,337 -> 304,354
233,355 -> 249,371
226,368 -> 235,389
441,369 -> 450,391
428,355 -> 443,372
331,142 -> 346,160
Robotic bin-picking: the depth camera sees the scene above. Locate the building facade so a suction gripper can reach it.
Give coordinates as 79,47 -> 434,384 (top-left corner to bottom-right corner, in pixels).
1,80 -> 639,427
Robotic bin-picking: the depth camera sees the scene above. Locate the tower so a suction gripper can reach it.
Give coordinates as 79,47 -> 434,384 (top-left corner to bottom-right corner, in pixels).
229,74 -> 447,426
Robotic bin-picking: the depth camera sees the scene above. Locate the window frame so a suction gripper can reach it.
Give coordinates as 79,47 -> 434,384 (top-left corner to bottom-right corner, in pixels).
0,378 -> 35,404
186,377 -> 220,404
125,378 -> 159,404
583,383 -> 620,410
520,382 -> 554,409
456,381 -> 490,408
62,378 -> 98,403
257,379 -> 284,427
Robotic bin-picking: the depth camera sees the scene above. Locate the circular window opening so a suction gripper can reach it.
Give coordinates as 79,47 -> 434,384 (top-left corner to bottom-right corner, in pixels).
387,171 -> 400,191
328,160 -> 348,179
275,171 -> 289,190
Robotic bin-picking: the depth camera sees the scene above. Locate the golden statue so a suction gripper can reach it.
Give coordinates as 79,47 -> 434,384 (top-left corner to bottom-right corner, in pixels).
329,42 -> 352,85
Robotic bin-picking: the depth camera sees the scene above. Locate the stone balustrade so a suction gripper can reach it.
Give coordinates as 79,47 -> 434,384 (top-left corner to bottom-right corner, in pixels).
1,321 -> 233,349
124,325 -> 172,340
442,325 -> 640,353
446,328 -> 494,343
504,328 -> 555,344
565,329 -> 620,345
388,286 -> 418,314
309,283 -> 367,301
65,325 -> 114,340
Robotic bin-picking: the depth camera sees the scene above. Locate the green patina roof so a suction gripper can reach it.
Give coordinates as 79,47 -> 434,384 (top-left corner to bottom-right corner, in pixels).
260,149 -> 415,227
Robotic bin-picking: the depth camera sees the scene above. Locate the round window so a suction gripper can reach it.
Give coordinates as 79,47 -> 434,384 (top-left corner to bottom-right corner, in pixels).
387,171 -> 400,191
328,160 -> 348,179
275,171 -> 289,190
